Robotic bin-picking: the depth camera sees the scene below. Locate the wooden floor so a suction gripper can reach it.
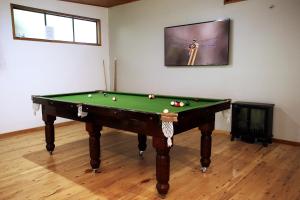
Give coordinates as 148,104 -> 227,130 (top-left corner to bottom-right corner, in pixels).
0,123 -> 300,200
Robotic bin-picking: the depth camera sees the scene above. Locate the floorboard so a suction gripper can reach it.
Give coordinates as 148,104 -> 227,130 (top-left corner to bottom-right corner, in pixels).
0,123 -> 299,200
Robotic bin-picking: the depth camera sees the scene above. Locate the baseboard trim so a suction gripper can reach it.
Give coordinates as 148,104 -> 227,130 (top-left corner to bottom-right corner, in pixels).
0,121 -> 79,139
2,126 -> 300,146
272,138 -> 300,146
213,130 -> 229,135
213,130 -> 300,146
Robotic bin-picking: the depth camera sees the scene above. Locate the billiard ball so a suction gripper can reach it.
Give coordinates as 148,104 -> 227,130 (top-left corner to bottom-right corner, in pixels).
148,94 -> 155,99
163,109 -> 169,113
112,97 -> 117,101
180,102 -> 185,107
88,94 -> 92,98
174,101 -> 180,107
170,101 -> 175,106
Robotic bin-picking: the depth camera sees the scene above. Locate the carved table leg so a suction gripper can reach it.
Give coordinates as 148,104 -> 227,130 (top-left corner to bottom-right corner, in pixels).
152,136 -> 171,196
42,114 -> 56,155
138,133 -> 147,157
86,122 -> 102,172
199,117 -> 215,173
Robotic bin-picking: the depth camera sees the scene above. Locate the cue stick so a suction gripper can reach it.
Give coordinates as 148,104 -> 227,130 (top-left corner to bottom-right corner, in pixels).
191,47 -> 198,65
188,40 -> 199,66
114,58 -> 117,91
102,59 -> 107,90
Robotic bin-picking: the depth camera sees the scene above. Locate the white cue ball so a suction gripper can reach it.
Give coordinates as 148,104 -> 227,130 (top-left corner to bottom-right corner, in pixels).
88,94 -> 92,98
163,109 -> 169,113
180,102 -> 185,107
112,97 -> 116,101
170,101 -> 175,106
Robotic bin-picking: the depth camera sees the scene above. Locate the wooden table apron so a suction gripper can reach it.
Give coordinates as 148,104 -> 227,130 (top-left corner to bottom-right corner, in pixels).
33,96 -> 230,196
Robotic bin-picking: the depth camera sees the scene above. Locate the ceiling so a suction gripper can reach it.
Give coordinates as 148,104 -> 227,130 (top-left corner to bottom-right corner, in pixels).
60,0 -> 140,8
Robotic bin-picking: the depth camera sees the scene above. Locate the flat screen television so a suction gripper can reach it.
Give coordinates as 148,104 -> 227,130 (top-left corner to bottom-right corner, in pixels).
164,19 -> 230,66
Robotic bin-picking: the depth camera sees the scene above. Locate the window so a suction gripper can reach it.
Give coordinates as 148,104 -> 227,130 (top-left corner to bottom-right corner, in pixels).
13,9 -> 46,39
46,15 -> 73,41
11,4 -> 101,46
74,19 -> 98,44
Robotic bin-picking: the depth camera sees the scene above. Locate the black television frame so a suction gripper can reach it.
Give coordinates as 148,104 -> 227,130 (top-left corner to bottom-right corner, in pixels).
164,19 -> 230,67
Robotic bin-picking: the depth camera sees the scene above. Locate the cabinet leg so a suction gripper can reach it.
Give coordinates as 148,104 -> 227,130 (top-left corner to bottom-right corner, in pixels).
263,142 -> 268,147
230,133 -> 235,141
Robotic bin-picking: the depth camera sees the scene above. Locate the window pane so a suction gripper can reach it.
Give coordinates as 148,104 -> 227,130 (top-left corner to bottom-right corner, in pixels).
74,19 -> 97,44
13,9 -> 46,39
46,15 -> 73,41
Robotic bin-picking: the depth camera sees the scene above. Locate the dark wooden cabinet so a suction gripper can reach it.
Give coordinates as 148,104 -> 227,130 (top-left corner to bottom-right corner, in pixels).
231,101 -> 274,147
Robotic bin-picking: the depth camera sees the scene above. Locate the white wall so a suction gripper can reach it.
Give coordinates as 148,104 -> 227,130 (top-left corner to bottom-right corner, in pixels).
0,0 -> 109,133
109,0 -> 300,142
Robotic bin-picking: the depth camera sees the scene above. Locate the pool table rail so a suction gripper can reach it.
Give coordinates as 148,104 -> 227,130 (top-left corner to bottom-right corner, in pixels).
32,94 -> 231,136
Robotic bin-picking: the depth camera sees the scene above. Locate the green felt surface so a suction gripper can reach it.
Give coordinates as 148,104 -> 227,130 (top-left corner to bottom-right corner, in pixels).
45,91 -> 225,114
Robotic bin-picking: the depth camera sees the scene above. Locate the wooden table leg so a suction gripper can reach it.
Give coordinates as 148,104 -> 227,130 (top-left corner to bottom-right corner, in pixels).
199,116 -> 215,172
138,133 -> 147,157
42,114 -> 56,155
86,122 -> 102,172
152,136 -> 171,196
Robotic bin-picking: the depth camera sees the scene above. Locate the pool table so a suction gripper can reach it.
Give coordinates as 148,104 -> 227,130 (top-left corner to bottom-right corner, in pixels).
32,90 -> 230,196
